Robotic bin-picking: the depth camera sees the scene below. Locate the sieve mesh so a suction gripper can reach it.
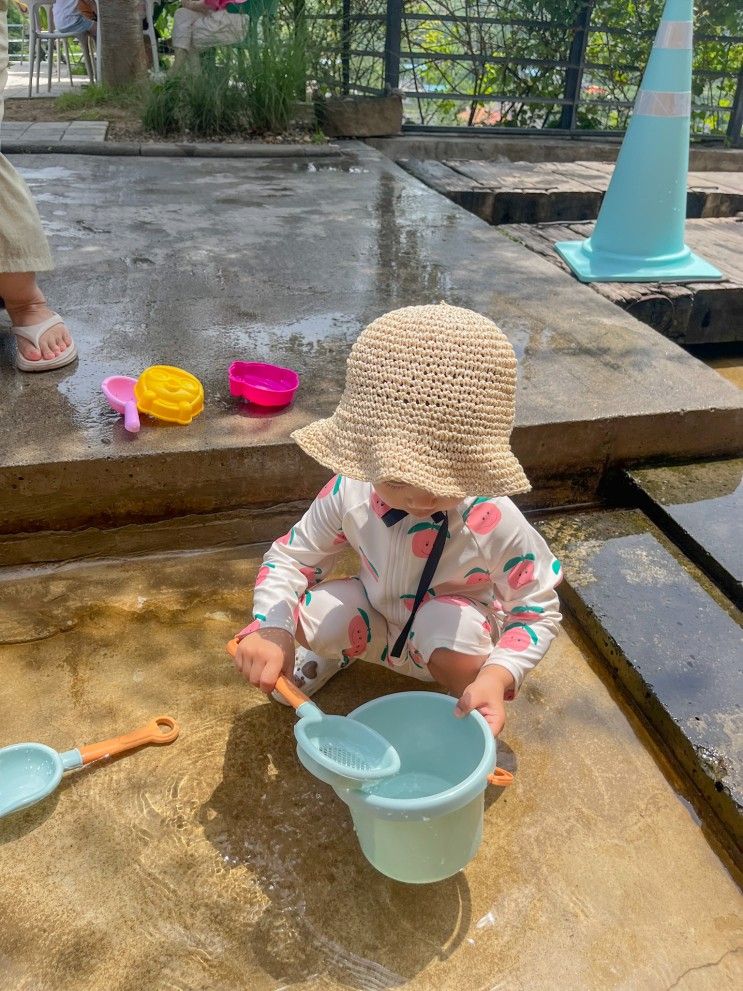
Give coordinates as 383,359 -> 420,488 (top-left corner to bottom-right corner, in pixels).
316,739 -> 373,772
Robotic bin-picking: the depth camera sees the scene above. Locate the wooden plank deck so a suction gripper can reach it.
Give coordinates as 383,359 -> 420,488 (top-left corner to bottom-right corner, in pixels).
501,217 -> 743,345
399,159 -> 743,226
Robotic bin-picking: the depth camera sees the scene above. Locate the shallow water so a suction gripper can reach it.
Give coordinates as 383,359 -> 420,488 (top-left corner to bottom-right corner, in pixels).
694,343 -> 743,391
365,772 -> 453,801
1,545 -> 742,990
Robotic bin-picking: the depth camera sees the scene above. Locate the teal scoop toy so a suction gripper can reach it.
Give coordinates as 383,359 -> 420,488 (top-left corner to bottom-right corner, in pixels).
0,716 -> 179,819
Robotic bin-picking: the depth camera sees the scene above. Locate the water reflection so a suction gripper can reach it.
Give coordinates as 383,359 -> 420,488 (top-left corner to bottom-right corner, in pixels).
201,703 -> 473,987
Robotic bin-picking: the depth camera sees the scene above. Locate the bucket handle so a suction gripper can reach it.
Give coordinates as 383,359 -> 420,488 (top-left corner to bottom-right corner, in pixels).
488,768 -> 514,787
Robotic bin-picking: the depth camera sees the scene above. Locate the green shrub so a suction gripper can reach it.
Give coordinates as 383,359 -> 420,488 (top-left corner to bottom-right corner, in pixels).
231,24 -> 307,134
142,18 -> 310,138
142,62 -> 250,137
141,76 -> 183,136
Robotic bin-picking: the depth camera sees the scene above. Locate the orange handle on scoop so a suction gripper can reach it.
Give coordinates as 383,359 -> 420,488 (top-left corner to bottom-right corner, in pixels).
226,637 -> 311,710
78,716 -> 179,765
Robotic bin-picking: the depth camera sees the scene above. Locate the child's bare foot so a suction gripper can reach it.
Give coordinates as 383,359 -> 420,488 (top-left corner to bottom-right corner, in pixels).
9,302 -> 73,363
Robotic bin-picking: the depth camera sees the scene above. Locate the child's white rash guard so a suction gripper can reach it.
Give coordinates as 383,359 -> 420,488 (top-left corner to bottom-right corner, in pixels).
249,476 -> 563,694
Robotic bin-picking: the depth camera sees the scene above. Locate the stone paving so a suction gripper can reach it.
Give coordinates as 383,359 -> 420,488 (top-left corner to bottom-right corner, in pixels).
0,119 -> 108,143
2,59 -> 82,99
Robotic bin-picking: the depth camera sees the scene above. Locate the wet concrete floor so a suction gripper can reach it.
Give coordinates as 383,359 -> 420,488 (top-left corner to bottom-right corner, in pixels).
1,546 -> 741,991
2,145 -> 742,533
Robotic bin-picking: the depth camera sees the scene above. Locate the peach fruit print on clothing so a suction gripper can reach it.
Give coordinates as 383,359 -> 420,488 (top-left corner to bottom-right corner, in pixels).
255,562 -> 276,586
499,623 -> 538,652
345,608 -> 372,658
370,490 -> 391,518
318,475 -> 343,499
408,520 -> 445,558
503,554 -> 536,589
463,498 -> 502,534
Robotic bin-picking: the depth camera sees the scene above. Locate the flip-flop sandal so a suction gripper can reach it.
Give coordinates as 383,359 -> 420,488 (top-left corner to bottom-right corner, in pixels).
12,314 -> 78,372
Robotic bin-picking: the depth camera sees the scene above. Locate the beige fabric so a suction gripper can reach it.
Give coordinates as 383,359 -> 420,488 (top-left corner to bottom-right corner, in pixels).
172,7 -> 244,54
0,0 -> 53,272
292,302 -> 531,499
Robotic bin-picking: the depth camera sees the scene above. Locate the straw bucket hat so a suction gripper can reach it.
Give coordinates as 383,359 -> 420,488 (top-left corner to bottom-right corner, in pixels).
292,302 -> 530,499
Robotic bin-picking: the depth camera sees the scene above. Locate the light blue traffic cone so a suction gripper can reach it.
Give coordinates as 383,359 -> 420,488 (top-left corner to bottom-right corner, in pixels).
555,0 -> 722,283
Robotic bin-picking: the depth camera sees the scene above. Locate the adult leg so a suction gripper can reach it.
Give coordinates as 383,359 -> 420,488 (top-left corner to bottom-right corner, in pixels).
191,10 -> 244,52
171,8 -> 199,71
0,4 -> 74,368
0,273 -> 73,361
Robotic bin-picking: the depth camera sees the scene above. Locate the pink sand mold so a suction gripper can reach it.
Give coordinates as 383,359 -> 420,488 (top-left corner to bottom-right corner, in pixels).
229,361 -> 300,408
101,376 -> 140,433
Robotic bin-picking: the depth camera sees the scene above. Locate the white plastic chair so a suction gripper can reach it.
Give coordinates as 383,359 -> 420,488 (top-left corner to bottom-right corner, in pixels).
27,1 -> 97,96
143,0 -> 159,74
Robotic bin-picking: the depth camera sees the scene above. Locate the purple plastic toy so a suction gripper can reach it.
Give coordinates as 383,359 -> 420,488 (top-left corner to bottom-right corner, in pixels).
229,361 -> 299,408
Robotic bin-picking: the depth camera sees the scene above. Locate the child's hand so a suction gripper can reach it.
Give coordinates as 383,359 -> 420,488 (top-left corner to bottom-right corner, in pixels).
234,628 -> 295,694
454,665 -> 515,736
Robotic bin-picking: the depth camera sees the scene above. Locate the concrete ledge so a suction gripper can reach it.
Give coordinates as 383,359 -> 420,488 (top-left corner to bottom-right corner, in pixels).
0,441 -> 329,544
0,140 -> 344,158
367,133 -> 743,172
538,508 -> 743,869
2,402 -> 742,549
0,501 -> 314,569
623,460 -> 743,609
2,145 -> 741,544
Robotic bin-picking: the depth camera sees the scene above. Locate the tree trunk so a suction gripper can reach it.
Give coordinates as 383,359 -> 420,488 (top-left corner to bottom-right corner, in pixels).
99,0 -> 148,87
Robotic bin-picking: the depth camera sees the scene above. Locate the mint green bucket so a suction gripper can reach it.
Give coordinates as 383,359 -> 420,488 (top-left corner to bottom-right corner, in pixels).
337,692 -> 497,884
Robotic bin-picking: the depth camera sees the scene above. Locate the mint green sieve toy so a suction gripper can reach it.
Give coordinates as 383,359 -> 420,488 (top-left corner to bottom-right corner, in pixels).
227,638 -> 401,789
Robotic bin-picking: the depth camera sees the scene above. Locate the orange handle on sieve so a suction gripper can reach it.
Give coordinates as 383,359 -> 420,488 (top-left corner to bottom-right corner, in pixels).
488,768 -> 514,787
227,637 -> 311,710
78,716 -> 179,765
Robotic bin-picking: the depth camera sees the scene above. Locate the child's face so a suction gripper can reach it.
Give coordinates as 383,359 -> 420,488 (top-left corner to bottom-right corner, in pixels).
374,480 -> 461,518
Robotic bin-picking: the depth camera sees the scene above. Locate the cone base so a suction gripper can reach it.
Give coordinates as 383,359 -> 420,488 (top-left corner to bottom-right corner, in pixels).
555,239 -> 724,284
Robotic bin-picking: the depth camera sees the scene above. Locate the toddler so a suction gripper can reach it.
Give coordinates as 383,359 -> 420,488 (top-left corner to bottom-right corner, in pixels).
233,303 -> 562,734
